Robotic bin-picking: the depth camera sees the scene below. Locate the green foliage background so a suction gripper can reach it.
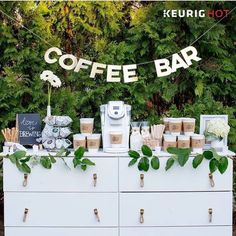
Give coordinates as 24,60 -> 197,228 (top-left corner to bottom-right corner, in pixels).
0,1 -> 236,151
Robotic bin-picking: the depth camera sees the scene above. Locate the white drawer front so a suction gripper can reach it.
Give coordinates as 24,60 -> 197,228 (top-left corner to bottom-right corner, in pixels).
5,227 -> 118,236
4,158 -> 118,192
5,193 -> 118,227
119,158 -> 232,191
120,226 -> 232,236
120,192 -> 232,227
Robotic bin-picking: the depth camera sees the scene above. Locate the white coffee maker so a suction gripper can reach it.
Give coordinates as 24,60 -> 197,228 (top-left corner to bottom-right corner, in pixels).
100,101 -> 131,153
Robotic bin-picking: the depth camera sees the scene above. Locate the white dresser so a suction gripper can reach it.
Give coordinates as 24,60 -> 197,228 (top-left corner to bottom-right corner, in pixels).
3,150 -> 234,236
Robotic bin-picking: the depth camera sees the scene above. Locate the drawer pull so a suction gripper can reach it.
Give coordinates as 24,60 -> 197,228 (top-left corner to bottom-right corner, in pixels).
208,208 -> 213,223
23,174 -> 28,187
23,208 -> 29,222
140,174 -> 144,188
209,173 -> 215,187
140,209 -> 144,224
94,208 -> 100,222
93,173 -> 97,187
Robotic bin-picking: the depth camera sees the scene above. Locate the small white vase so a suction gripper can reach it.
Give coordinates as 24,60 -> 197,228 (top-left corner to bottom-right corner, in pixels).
211,139 -> 224,149
47,105 -> 52,117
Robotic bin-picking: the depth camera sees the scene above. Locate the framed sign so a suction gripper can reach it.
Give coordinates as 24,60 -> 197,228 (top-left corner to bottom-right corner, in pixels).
16,113 -> 42,145
200,115 -> 228,148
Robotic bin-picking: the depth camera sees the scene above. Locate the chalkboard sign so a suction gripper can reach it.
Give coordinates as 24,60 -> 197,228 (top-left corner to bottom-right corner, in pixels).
16,113 -> 42,145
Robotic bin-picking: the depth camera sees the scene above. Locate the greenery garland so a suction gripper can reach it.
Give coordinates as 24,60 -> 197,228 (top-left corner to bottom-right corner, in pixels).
128,145 -> 229,174
7,147 -> 95,174
6,145 -> 229,175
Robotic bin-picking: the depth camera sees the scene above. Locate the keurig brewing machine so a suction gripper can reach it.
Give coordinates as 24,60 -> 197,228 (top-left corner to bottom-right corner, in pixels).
100,101 -> 131,153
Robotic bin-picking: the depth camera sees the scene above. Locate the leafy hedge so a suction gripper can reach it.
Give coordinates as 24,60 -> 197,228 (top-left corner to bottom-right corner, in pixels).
0,1 -> 236,151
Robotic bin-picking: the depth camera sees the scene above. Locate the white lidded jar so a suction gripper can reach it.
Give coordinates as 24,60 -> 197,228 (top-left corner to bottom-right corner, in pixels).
130,122 -> 143,151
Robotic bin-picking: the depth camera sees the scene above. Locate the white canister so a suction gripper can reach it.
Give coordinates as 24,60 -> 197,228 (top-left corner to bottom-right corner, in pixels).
191,134 -> 205,153
163,134 -> 177,151
2,146 -> 9,155
130,127 -> 143,151
177,135 -> 190,148
169,118 -> 182,135
183,118 -> 196,135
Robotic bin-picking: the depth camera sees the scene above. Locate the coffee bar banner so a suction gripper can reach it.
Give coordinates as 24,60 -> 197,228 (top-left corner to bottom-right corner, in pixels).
44,46 -> 201,83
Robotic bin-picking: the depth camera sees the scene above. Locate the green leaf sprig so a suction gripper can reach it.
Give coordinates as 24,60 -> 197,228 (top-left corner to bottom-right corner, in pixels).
192,149 -> 228,174
165,147 -> 191,171
73,147 -> 95,171
9,151 -> 31,174
128,145 -> 160,172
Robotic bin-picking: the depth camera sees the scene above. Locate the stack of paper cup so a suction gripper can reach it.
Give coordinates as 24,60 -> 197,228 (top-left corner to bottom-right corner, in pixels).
80,118 -> 94,135
177,135 -> 190,148
169,118 -> 182,135
163,135 -> 177,151
87,134 -> 101,153
182,118 -> 195,135
191,134 -> 205,153
73,134 -> 86,150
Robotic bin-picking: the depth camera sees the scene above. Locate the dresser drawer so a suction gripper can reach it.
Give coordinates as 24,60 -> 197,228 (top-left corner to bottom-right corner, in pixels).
4,158 -> 118,192
119,158 -> 232,192
120,226 -> 232,236
5,193 -> 118,227
5,227 -> 118,236
120,192 -> 232,227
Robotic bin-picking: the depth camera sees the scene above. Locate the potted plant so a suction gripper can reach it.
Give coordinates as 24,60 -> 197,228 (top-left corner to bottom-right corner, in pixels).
204,118 -> 230,148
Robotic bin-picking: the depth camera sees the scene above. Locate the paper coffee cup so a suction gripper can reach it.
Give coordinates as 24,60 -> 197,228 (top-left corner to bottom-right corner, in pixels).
73,134 -> 86,150
191,134 -> 205,152
80,118 -> 94,135
110,132 -> 123,148
183,118 -> 195,135
87,134 -> 101,153
177,135 -> 190,148
169,118 -> 182,135
163,135 -> 177,151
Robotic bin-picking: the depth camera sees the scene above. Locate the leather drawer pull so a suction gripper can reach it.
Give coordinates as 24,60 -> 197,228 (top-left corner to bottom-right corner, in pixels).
23,208 -> 29,222
208,208 -> 213,223
23,174 -> 28,187
94,208 -> 100,222
140,209 -> 144,224
93,173 -> 97,187
209,173 -> 215,187
140,174 -> 144,188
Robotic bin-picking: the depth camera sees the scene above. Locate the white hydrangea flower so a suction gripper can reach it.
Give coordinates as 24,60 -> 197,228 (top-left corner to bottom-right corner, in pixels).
206,118 -> 230,138
40,70 -> 54,82
48,74 -> 62,88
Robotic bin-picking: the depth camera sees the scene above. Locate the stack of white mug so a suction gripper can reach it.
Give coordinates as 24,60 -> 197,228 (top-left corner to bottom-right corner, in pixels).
163,118 -> 205,153
73,118 -> 101,153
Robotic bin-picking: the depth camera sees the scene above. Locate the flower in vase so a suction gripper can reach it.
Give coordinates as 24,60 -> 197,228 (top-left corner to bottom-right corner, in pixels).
49,74 -> 62,88
40,70 -> 54,82
40,70 -> 62,109
205,118 -> 230,141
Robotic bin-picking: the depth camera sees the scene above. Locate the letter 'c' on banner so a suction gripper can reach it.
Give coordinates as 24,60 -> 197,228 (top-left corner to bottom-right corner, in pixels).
44,47 -> 62,64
